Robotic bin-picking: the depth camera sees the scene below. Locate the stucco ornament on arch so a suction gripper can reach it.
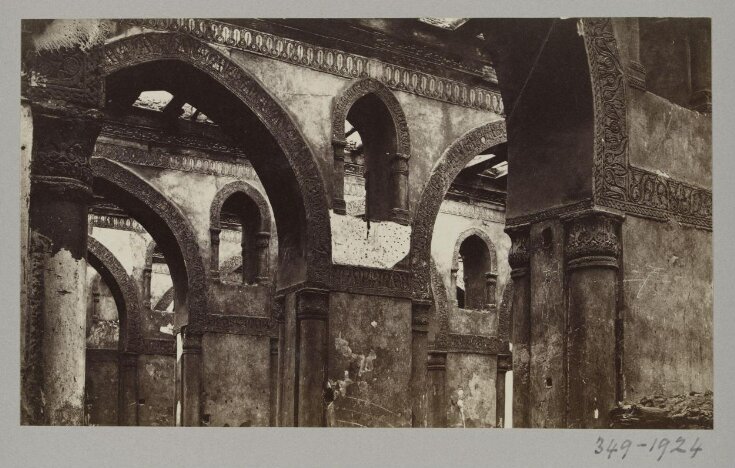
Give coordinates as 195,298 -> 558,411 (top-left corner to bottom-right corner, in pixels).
410,120 -> 507,300
87,235 -> 144,353
331,78 -> 411,156
100,31 -> 332,285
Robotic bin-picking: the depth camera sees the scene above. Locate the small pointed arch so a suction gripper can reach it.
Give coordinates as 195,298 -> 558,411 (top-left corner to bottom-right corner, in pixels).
87,236 -> 144,353
210,180 -> 272,284
331,78 -> 411,223
451,228 -> 498,310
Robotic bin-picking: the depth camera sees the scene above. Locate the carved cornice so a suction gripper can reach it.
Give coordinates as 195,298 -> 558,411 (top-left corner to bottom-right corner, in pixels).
89,213 -> 146,233
94,142 -> 255,179
121,19 -> 504,114
331,265 -> 411,299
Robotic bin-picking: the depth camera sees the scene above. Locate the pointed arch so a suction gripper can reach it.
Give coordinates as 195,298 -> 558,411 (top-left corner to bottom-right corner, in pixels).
331,78 -> 411,156
87,236 -> 144,353
100,31 -> 331,287
91,158 -> 207,331
451,228 -> 498,274
410,120 -> 507,300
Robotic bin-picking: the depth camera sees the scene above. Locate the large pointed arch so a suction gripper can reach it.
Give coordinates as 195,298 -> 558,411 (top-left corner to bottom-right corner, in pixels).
410,120 -> 507,300
87,236 -> 144,353
91,158 -> 207,331
100,31 -> 331,287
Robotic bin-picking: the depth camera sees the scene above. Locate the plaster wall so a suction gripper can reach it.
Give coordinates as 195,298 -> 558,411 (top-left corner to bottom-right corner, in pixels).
201,333 -> 271,427
138,354 -> 175,426
446,354 -> 497,428
328,292 -> 412,428
622,217 -> 713,401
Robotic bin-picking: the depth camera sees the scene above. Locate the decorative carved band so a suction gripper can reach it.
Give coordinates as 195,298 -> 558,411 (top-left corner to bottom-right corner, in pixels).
583,18 -> 712,232
122,19 -> 504,114
434,333 -> 505,355
94,142 -> 255,179
563,211 -> 622,263
89,213 -> 146,233
198,314 -> 276,337
331,265 -> 412,298
100,120 -> 246,156
296,288 -> 330,321
602,167 -> 712,230
140,338 -> 176,356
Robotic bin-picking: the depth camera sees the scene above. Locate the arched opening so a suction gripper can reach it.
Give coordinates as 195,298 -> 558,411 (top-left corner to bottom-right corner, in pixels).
210,181 -> 272,285
346,94 -> 397,222
331,78 -> 410,225
102,33 -> 332,287
456,235 -> 496,310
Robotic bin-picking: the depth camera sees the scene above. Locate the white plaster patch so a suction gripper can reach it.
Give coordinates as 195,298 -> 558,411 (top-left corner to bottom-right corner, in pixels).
330,212 -> 410,269
176,333 -> 183,363
159,324 -> 174,336
370,321 -> 378,328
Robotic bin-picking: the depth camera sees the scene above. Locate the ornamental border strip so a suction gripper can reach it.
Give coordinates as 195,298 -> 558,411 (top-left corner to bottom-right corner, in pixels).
121,18 -> 504,114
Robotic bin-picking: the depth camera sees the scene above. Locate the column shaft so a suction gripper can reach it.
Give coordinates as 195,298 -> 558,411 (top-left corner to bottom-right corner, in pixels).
295,288 -> 329,426
563,211 -> 622,428
427,352 -> 447,427
507,225 -> 531,428
410,300 -> 429,427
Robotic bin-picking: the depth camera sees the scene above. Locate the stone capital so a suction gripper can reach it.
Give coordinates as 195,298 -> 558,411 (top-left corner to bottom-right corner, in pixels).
562,210 -> 623,269
296,288 -> 329,321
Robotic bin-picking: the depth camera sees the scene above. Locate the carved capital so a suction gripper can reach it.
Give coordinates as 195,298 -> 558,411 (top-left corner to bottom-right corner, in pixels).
497,354 -> 512,372
30,110 -> 102,201
506,225 -> 531,274
181,330 -> 202,354
427,352 -> 447,371
412,299 -> 431,333
296,288 -> 329,321
563,211 -> 623,269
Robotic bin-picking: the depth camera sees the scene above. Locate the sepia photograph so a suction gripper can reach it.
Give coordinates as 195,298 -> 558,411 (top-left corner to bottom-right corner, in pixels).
18,16 -> 714,430
4,1 -> 734,465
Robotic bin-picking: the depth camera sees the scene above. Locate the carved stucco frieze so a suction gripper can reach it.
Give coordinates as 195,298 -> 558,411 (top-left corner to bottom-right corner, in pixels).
121,18 -> 505,114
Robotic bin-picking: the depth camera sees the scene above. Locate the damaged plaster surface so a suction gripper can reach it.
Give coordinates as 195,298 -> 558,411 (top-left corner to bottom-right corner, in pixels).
330,212 -> 410,269
327,292 -> 411,428
43,248 -> 87,425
